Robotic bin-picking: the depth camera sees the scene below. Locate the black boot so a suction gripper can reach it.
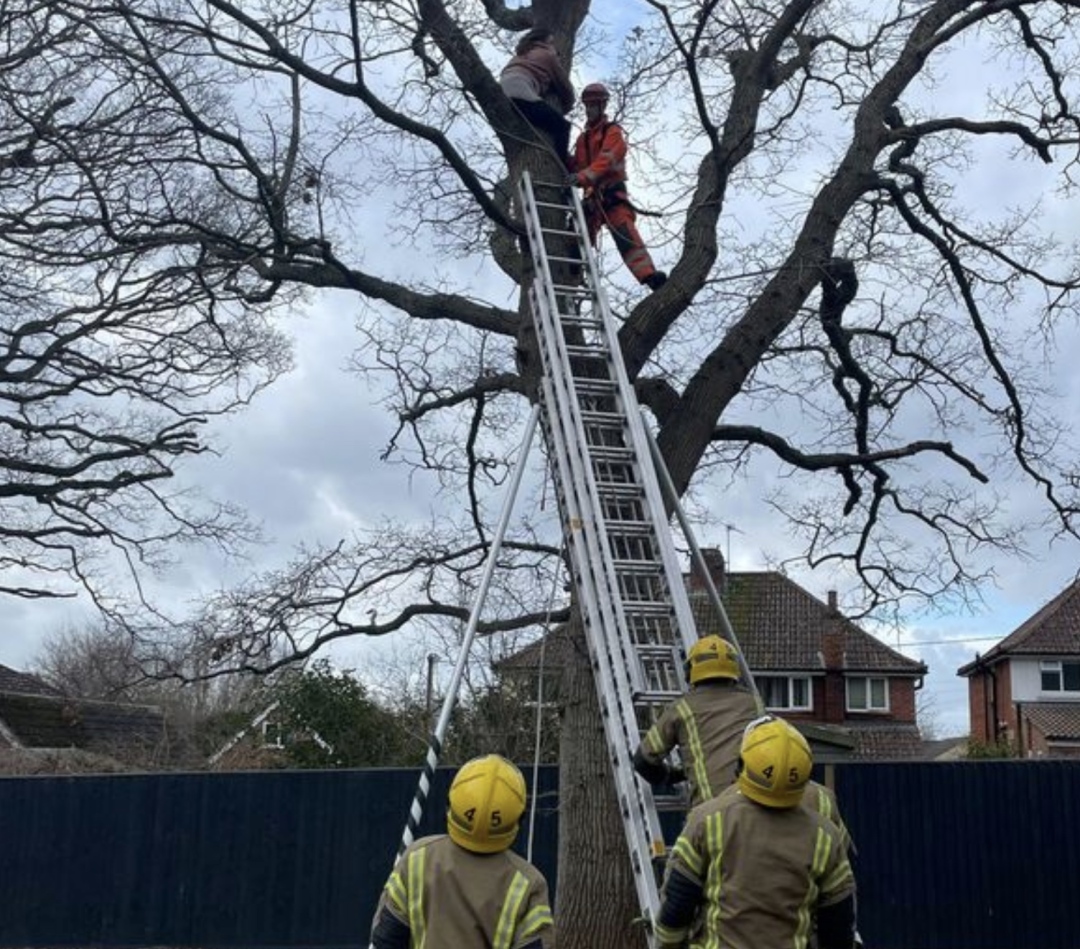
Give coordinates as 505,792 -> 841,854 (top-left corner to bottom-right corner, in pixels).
644,270 -> 667,291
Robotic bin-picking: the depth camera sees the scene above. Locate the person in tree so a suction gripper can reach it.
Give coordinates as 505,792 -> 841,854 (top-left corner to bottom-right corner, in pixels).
370,754 -> 554,949
499,28 -> 575,167
567,82 -> 667,291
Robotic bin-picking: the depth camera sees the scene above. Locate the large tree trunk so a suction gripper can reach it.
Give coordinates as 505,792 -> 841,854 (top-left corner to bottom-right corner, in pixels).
555,617 -> 647,949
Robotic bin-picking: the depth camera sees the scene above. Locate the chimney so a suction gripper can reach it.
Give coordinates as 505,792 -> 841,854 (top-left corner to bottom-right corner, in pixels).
827,589 -> 838,613
690,547 -> 726,593
821,626 -> 846,724
821,628 -> 845,668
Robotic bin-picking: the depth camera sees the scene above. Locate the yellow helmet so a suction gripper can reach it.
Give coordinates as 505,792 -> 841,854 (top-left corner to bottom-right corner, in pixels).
737,716 -> 812,809
447,754 -> 526,854
685,635 -> 741,684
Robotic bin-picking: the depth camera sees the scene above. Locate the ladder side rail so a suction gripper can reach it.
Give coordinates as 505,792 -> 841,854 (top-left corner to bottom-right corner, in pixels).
539,377 -> 664,920
520,173 -> 567,300
586,281 -> 700,660
529,284 -> 649,701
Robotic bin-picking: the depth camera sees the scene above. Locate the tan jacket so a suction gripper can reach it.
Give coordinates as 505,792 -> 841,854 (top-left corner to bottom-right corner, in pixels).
373,835 -> 554,949
637,682 -> 760,805
658,784 -> 855,949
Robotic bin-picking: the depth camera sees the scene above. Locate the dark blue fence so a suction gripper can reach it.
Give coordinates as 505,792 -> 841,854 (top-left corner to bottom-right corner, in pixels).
0,760 -> 1076,949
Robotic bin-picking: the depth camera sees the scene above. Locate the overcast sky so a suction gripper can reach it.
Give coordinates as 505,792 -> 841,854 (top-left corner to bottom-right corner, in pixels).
4,2 -> 1080,742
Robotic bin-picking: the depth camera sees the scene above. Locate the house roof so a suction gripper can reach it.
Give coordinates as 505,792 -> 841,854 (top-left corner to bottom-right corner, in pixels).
1022,702 -> 1080,741
0,691 -> 167,761
698,572 -> 926,675
957,577 -> 1080,676
0,664 -> 62,697
498,571 -> 927,677
846,721 -> 925,760
915,736 -> 969,761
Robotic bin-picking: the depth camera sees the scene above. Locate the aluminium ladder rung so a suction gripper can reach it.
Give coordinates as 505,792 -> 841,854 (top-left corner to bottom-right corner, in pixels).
533,197 -> 575,210
606,525 -> 656,539
580,412 -> 624,426
610,559 -> 667,574
539,227 -> 579,239
632,644 -> 682,659
633,689 -> 684,705
586,448 -> 635,464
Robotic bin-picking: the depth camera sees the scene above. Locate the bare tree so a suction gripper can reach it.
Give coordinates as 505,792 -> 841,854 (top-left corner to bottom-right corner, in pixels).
16,1 -> 1080,944
30,620 -> 276,759
0,3 -> 292,613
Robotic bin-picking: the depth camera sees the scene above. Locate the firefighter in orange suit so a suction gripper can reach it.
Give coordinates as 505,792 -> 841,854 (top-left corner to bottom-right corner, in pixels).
370,754 -> 554,949
633,635 -> 760,807
568,83 -> 667,290
655,716 -> 856,949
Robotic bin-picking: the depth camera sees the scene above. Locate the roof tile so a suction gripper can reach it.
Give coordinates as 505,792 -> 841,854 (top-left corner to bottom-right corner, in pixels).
499,571 -> 927,676
1022,702 -> 1080,740
0,664 -> 62,697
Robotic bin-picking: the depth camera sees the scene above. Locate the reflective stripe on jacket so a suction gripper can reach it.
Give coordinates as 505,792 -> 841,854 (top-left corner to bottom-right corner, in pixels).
376,835 -> 554,949
572,119 -> 628,190
638,682 -> 759,806
661,785 -> 855,949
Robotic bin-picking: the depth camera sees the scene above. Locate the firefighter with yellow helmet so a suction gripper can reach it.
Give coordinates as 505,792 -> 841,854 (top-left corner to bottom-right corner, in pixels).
370,754 -> 554,948
654,716 -> 856,949
632,634 -> 760,806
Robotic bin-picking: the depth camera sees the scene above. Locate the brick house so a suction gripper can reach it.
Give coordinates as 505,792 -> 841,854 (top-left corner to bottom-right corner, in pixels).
688,551 -> 927,759
500,550 -> 929,760
957,578 -> 1080,757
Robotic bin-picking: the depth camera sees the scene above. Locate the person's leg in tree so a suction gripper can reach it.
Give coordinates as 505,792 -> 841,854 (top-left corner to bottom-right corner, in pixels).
511,99 -> 571,168
605,202 -> 666,289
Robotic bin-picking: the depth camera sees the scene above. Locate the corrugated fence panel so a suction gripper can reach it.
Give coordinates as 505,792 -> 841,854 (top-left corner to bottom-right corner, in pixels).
1,760 -> 1078,948
837,760 -> 1080,949
0,766 -> 559,948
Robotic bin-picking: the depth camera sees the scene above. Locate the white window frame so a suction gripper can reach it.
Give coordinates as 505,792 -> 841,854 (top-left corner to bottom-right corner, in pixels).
846,676 -> 889,712
755,675 -> 813,712
261,719 -> 285,749
1040,660 -> 1080,694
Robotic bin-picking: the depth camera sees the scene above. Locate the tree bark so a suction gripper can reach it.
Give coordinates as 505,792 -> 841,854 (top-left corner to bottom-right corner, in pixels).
555,617 -> 647,949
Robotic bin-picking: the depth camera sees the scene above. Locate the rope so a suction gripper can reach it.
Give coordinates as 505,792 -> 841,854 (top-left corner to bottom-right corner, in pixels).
525,544 -> 566,863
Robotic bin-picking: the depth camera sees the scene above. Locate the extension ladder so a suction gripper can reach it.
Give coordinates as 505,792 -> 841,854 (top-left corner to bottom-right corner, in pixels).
519,171 -> 703,934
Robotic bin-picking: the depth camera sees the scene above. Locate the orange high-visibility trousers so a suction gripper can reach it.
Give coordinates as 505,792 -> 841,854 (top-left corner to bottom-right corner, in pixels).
585,200 -> 659,284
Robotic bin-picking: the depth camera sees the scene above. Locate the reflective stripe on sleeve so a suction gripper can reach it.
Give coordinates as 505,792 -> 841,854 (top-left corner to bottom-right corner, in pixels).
817,785 -> 833,820
519,902 -> 554,939
495,870 -> 530,949
406,848 -> 427,946
671,833 -> 704,879
821,855 -> 854,897
643,722 -> 668,756
674,699 -> 711,799
385,870 -> 407,915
